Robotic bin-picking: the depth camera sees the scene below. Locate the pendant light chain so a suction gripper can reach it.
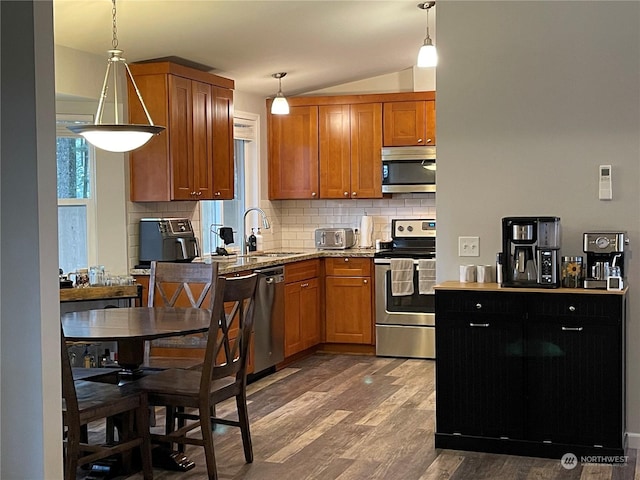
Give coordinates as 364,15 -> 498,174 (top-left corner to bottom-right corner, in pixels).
111,0 -> 118,49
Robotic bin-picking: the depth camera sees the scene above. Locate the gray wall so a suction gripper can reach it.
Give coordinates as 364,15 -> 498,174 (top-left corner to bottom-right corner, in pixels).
436,1 -> 640,440
1,0 -> 63,477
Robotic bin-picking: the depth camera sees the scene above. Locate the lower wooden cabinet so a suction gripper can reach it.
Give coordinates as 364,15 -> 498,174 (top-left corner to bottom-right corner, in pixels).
284,260 -> 321,357
435,287 -> 626,458
324,258 -> 373,344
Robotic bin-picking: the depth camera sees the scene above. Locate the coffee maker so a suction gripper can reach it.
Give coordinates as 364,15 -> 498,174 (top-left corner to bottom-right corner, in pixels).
583,232 -> 627,289
501,216 -> 561,288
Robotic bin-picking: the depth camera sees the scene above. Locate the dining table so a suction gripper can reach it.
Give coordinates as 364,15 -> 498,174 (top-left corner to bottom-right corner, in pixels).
61,306 -> 212,375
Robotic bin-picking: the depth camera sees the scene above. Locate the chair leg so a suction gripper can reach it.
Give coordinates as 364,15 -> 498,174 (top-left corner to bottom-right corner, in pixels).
64,427 -> 80,480
137,397 -> 153,480
236,391 -> 253,463
199,405 -> 218,480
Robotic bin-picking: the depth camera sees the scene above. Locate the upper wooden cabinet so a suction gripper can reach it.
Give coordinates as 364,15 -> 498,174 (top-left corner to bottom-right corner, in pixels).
267,92 -> 434,200
319,103 -> 382,199
268,106 -> 319,200
383,98 -> 436,146
127,62 -> 234,202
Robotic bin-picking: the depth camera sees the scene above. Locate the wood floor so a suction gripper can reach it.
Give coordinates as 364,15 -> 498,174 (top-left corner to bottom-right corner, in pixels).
86,353 -> 639,480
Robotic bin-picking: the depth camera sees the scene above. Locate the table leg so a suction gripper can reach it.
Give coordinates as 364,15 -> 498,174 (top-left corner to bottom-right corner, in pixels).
117,339 -> 144,374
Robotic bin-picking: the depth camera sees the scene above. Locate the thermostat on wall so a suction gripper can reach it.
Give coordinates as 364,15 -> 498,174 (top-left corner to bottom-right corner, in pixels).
599,164 -> 612,200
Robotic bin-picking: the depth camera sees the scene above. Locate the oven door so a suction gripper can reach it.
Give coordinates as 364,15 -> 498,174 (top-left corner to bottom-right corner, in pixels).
374,261 -> 435,326
374,260 -> 436,359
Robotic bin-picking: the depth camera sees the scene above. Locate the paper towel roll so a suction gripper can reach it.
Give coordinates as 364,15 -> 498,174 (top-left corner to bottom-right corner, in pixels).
359,215 -> 373,248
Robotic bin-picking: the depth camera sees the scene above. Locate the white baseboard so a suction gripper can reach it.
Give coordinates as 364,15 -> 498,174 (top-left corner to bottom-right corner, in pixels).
626,432 -> 640,449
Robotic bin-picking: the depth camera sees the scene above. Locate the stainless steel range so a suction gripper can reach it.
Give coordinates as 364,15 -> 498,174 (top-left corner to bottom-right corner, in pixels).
374,219 -> 436,359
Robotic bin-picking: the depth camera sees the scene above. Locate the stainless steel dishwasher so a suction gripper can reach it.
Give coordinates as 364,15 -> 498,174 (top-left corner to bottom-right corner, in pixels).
253,265 -> 285,374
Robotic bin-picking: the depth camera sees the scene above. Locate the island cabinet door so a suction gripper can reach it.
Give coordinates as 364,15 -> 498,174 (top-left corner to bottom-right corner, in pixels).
525,294 -> 623,448
435,291 -> 526,440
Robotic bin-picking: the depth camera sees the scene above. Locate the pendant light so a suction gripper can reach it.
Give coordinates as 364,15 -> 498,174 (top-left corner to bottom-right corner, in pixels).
270,72 -> 290,115
417,2 -> 438,68
67,0 -> 164,152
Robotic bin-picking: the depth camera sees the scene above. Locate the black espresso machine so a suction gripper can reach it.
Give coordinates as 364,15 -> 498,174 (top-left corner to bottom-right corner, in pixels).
501,216 -> 561,288
583,231 -> 628,289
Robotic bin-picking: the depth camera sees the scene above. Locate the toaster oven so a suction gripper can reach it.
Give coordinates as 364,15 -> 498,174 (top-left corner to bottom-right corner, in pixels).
315,228 -> 356,250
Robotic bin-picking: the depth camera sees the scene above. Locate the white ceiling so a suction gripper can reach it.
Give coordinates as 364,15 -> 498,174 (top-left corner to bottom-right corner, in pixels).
53,0 -> 436,98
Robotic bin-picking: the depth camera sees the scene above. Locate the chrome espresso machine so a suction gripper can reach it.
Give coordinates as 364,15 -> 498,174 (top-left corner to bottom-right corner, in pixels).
501,216 -> 562,288
583,232 -> 628,289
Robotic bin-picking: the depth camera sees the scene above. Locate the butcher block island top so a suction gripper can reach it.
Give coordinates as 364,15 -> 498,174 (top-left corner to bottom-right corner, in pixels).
59,284 -> 141,302
434,281 -> 628,295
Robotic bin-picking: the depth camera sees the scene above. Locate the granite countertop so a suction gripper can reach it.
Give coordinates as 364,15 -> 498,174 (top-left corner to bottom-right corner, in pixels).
130,248 -> 377,276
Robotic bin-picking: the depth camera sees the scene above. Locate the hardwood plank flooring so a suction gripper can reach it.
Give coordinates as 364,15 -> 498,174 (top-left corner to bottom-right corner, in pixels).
81,353 -> 637,480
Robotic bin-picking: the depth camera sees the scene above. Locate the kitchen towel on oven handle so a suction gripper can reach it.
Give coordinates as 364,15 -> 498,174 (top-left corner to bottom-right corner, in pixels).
418,259 -> 436,295
390,258 -> 414,296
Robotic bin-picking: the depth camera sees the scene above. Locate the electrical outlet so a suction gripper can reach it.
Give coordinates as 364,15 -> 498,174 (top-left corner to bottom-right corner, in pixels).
459,236 -> 480,257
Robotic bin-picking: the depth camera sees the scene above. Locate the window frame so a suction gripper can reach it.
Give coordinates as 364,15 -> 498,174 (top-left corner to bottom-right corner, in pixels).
56,114 -> 98,269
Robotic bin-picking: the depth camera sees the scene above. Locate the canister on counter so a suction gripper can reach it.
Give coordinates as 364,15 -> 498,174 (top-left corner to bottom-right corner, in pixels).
561,256 -> 583,288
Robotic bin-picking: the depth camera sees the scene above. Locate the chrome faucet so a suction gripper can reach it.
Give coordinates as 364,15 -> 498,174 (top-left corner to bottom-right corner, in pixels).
242,207 -> 271,254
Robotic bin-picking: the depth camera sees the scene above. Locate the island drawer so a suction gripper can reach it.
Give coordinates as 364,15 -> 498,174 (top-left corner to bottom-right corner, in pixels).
436,290 -> 527,319
324,257 -> 371,276
285,259 -> 320,283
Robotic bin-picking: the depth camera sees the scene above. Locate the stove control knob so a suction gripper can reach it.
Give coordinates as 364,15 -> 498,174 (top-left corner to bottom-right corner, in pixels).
398,226 -> 404,232
407,226 -> 414,232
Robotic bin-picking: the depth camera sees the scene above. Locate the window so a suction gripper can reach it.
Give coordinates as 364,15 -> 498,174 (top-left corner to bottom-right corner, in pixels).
56,115 -> 96,274
201,113 -> 258,255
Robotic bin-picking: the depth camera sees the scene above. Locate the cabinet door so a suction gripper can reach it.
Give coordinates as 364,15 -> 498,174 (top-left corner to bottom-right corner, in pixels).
191,80 -> 214,199
300,278 -> 320,349
284,282 -> 304,357
169,76 -> 194,200
268,106 -> 319,199
325,276 -> 372,344
350,103 -> 382,198
526,294 -> 623,447
435,291 -> 525,439
212,87 -> 234,199
319,105 -> 351,199
383,101 -> 435,146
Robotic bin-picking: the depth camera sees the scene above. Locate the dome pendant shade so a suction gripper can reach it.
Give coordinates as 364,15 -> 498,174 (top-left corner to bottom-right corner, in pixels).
67,124 -> 164,152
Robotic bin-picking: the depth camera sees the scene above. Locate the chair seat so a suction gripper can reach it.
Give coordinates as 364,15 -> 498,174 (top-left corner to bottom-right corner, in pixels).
144,356 -> 203,370
65,381 -> 143,420
72,367 -> 119,381
134,369 -> 237,399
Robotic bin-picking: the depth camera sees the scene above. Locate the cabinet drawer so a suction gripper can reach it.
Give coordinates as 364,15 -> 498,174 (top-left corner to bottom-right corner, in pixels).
528,293 -> 622,324
436,291 -> 526,319
324,257 -> 371,276
285,259 -> 320,283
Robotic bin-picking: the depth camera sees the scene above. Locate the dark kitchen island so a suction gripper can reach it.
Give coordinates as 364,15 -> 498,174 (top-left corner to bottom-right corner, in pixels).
434,281 -> 627,460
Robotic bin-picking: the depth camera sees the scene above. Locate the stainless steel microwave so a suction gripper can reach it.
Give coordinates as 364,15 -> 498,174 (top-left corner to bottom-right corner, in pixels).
382,146 -> 436,193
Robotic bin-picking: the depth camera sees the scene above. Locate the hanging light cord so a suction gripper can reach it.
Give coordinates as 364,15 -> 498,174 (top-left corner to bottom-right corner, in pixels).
111,0 -> 118,49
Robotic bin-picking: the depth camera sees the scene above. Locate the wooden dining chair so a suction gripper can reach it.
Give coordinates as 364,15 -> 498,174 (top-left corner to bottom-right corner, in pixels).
133,273 -> 258,480
61,326 -> 153,480
145,261 -> 218,368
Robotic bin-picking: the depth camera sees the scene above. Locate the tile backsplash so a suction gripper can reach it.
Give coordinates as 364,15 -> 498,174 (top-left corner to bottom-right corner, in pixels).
126,193 -> 435,268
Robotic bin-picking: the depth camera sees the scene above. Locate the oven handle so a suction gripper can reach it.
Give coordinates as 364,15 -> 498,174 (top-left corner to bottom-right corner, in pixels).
375,258 -> 425,265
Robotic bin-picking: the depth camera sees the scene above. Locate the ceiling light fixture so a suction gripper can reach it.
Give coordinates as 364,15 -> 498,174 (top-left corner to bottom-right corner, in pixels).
270,72 -> 290,115
67,0 -> 164,152
417,2 -> 438,68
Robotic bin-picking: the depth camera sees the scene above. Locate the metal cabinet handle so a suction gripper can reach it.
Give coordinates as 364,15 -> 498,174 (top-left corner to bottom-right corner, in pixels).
562,326 -> 583,332
363,279 -> 368,284
475,303 -> 482,310
344,192 -> 349,197
470,323 -> 490,328
426,138 -> 433,143
214,192 -> 221,197
301,283 -> 309,288
417,138 -> 423,143
311,192 -> 317,197
569,305 -> 576,312
352,192 -> 357,197
197,191 -> 202,196
344,258 -> 349,262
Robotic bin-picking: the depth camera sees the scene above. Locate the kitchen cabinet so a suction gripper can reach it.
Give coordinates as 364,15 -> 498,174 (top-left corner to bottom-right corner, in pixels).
268,106 -> 319,200
435,285 -> 626,458
284,260 -> 321,357
319,103 -> 382,199
127,62 -> 234,201
324,258 -> 373,344
383,99 -> 436,146
266,91 -> 434,200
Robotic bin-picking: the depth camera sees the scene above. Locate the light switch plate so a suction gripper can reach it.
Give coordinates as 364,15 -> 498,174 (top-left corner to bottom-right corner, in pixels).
459,236 -> 480,257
